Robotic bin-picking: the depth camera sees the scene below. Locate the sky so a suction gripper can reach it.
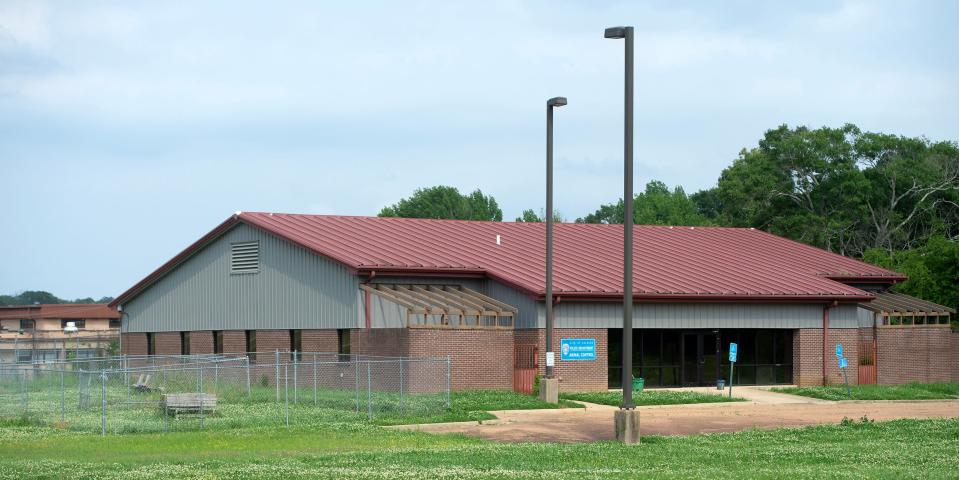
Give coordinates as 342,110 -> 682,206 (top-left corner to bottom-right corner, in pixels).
1,0 -> 957,300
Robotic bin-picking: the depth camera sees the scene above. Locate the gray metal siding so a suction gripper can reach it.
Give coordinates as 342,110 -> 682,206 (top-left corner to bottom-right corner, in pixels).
542,302 -> 859,329
123,223 -> 360,332
486,280 -> 539,329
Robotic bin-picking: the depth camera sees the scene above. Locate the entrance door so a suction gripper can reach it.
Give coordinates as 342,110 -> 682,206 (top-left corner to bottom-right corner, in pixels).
513,344 -> 538,394
682,332 -> 719,386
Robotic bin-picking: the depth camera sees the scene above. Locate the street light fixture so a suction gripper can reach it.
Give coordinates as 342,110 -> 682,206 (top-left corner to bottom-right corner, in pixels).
64,321 -> 79,361
605,25 -> 635,412
543,96 -> 567,403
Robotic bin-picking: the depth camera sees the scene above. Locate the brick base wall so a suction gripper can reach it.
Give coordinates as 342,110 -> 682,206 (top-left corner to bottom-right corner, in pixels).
302,329 -> 339,353
515,328 -> 608,392
189,331 -> 214,355
351,328 -> 409,357
154,332 -> 181,355
255,330 -> 291,363
121,333 -> 146,355
222,330 -> 247,354
877,327 -> 959,384
793,328 -> 859,386
408,329 -> 515,391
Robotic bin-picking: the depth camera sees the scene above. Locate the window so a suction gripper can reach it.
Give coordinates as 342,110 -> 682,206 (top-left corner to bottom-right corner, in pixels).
213,331 -> 224,355
180,331 -> 191,355
61,319 -> 85,329
337,329 -> 350,362
146,333 -> 156,356
231,241 -> 259,274
19,319 -> 34,331
109,319 -> 121,329
245,330 -> 256,360
290,329 -> 302,361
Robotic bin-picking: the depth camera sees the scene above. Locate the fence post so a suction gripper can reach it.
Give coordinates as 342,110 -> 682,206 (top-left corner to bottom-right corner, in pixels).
198,365 -> 204,393
312,355 -> 317,405
446,356 -> 451,409
214,362 -> 219,394
284,363 -> 289,428
245,356 -> 251,397
399,359 -> 405,411
100,371 -> 107,436
275,350 -> 280,402
20,372 -> 27,415
60,369 -> 65,423
367,361 -> 372,420
293,352 -> 298,404
354,359 -> 359,412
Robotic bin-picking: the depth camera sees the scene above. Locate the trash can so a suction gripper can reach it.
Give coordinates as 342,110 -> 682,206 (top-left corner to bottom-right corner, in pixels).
716,379 -> 725,390
631,377 -> 644,393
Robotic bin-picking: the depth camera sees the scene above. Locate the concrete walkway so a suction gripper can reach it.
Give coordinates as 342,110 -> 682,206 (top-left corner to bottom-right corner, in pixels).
392,390 -> 959,443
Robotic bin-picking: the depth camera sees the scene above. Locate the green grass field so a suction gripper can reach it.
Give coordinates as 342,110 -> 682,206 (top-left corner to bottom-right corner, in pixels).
560,389 -> 746,407
772,382 -> 959,401
0,416 -> 956,479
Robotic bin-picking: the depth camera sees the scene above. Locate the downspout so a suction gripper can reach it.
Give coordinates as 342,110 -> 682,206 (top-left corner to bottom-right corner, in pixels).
822,301 -> 837,386
362,271 -> 376,331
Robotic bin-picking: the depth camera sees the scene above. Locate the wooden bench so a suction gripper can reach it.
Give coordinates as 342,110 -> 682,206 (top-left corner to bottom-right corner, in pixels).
161,393 -> 217,416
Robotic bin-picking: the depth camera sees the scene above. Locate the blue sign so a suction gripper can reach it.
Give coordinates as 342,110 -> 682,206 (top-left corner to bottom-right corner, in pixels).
838,357 -> 848,369
836,343 -> 843,358
728,343 -> 738,363
560,338 -> 596,361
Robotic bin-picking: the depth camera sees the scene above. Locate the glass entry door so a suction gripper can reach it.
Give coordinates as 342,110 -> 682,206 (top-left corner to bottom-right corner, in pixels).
682,332 -> 719,386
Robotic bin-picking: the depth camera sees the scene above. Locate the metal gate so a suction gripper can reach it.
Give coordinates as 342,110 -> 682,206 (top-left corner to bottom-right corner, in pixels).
513,344 -> 538,394
858,330 -> 877,385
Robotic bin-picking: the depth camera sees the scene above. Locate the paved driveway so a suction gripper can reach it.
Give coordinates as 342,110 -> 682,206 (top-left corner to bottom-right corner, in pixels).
393,394 -> 959,443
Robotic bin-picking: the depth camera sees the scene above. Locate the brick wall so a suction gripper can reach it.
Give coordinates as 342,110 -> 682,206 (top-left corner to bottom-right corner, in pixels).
516,328 -> 608,392
189,331 -> 214,355
877,327 -> 959,384
407,329 -> 514,391
254,329 -> 291,363
154,332 -> 181,355
351,328 -> 409,357
302,329 -> 339,353
222,330 -> 247,354
793,328 -> 859,386
121,333 -> 146,355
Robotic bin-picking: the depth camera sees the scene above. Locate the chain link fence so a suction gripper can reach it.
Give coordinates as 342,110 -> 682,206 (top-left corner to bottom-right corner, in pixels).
0,351 -> 450,434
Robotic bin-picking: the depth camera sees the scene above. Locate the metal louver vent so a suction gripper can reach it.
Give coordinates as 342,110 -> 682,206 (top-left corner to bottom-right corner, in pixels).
231,241 -> 259,274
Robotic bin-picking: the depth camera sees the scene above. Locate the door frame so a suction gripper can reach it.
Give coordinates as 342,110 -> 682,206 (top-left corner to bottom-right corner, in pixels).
681,330 -> 720,386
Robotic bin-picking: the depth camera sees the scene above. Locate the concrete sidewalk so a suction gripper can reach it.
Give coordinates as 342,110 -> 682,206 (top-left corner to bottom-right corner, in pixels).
392,395 -> 959,443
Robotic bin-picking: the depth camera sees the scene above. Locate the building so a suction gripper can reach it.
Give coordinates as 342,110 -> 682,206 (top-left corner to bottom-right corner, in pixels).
0,304 -> 120,363
112,212 -> 957,391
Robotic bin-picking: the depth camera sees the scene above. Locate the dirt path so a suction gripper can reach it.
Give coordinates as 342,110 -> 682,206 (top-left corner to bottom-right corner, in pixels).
393,399 -> 959,443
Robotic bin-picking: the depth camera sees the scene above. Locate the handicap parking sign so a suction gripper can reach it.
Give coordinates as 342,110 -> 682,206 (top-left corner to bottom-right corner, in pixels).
728,343 -> 738,363
836,343 -> 843,358
839,357 -> 848,369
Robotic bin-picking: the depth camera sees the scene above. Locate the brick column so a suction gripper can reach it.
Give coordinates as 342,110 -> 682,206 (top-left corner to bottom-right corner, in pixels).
189,331 -> 214,355
154,332 -> 181,355
121,333 -> 147,355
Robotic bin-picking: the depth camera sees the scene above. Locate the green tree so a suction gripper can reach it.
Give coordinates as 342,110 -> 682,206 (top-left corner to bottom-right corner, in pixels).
514,209 -> 564,223
378,186 -> 503,221
577,181 -> 711,226
863,236 -> 959,328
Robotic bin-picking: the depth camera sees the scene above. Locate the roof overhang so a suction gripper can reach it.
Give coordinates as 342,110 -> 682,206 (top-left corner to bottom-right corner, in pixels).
858,291 -> 955,316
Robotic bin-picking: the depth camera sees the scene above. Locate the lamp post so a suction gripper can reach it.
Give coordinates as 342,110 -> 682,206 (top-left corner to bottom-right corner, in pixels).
605,25 -> 635,410
543,96 -> 566,403
606,25 -> 639,443
64,321 -> 79,361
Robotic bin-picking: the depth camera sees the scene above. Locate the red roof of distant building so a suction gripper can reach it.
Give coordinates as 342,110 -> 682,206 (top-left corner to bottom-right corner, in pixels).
0,304 -> 119,320
112,212 -> 906,307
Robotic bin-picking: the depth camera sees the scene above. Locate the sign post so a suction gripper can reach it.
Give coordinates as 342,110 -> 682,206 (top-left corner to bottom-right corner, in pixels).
728,343 -> 738,399
837,344 -> 851,398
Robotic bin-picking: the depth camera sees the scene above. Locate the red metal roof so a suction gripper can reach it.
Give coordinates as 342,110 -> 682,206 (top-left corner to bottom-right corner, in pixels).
113,212 -> 904,307
0,304 -> 119,320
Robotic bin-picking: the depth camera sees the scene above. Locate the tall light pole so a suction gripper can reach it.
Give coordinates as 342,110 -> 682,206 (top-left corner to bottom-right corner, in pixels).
605,25 -> 635,411
545,96 -> 567,393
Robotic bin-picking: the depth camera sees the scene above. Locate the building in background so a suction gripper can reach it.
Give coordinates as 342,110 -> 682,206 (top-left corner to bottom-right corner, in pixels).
0,304 -> 120,363
112,212 -> 956,391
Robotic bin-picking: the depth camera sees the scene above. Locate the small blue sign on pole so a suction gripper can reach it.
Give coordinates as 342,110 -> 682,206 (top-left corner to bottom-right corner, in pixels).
835,343 -> 843,358
838,357 -> 848,369
560,338 -> 596,361
728,343 -> 738,363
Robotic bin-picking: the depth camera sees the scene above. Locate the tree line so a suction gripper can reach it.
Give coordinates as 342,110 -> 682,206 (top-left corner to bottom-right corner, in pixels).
379,124 -> 958,312
0,290 -> 114,307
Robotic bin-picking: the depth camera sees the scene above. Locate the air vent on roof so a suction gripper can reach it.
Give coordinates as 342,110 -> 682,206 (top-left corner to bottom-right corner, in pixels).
231,241 -> 259,274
